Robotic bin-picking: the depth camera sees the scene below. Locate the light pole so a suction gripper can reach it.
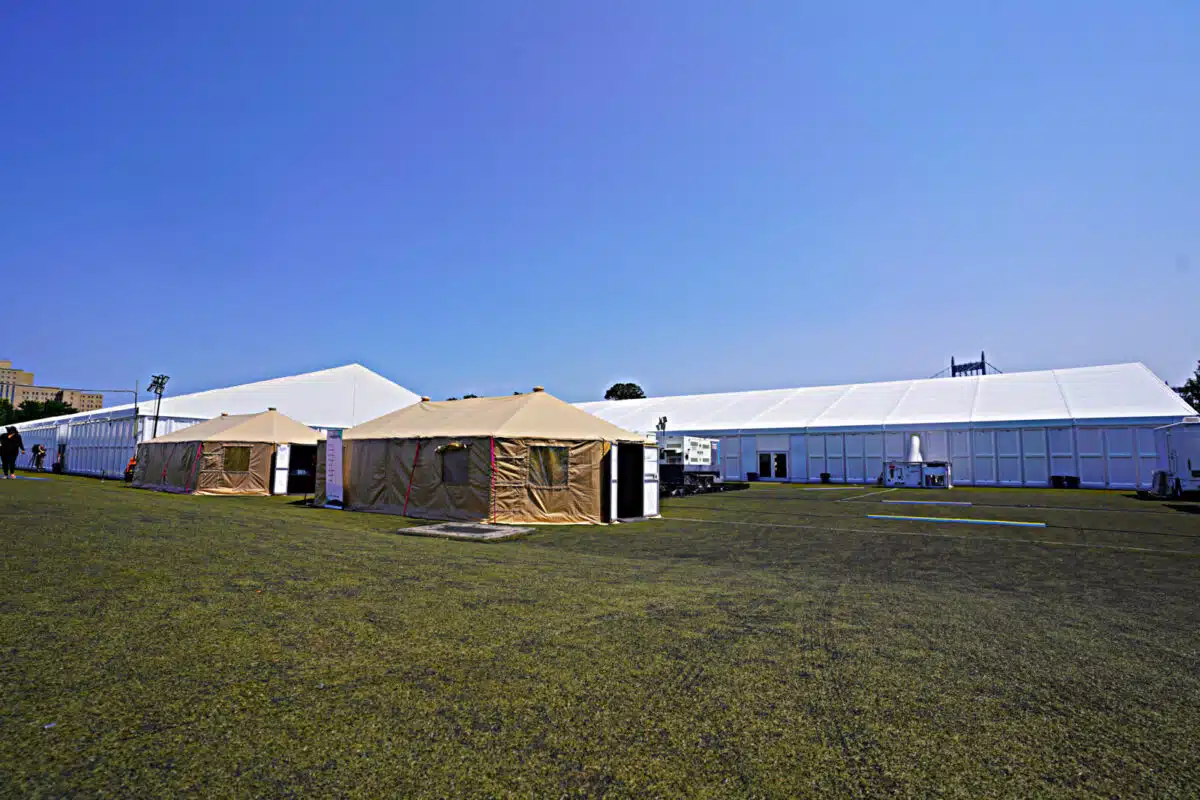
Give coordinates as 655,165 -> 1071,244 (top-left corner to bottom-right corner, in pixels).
148,374 -> 169,440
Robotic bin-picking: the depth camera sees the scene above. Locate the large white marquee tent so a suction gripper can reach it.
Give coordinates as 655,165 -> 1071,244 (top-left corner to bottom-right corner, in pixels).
11,364 -> 421,479
577,363 -> 1198,490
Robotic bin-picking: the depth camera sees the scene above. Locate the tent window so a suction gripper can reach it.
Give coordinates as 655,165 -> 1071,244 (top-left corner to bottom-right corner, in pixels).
441,448 -> 469,485
529,446 -> 569,488
224,446 -> 251,472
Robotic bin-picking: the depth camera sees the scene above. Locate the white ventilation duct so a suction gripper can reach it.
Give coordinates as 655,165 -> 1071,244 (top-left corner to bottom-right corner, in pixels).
907,434 -> 924,463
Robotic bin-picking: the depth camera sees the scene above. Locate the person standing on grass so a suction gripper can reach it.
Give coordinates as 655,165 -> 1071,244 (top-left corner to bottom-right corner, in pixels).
33,443 -> 47,472
1,426 -> 25,480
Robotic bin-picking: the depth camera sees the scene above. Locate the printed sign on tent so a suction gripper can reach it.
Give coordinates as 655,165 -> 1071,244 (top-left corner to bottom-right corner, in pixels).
325,430 -> 344,508
273,444 -> 291,495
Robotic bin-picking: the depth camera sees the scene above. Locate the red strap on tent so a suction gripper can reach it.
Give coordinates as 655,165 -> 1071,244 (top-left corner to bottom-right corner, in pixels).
490,436 -> 496,523
183,443 -> 203,493
401,440 -> 422,517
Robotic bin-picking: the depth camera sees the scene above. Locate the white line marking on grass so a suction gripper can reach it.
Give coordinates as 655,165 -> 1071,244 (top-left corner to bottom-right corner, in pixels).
881,499 -> 973,506
867,514 -> 1045,528
798,486 -> 863,491
838,488 -> 897,502
662,516 -> 1198,556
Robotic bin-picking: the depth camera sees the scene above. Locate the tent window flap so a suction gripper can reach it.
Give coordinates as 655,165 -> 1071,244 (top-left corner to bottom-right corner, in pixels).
223,446 -> 252,472
528,446 -> 569,488
441,447 -> 469,485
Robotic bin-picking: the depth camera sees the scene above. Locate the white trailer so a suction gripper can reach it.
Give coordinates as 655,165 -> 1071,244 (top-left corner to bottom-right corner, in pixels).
1145,419 -> 1200,497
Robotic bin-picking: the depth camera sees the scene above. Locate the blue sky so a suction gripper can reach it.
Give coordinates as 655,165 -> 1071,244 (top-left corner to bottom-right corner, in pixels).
2,1 -> 1197,404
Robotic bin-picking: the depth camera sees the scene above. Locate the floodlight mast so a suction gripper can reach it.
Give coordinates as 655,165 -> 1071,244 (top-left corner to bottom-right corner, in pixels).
148,374 -> 170,439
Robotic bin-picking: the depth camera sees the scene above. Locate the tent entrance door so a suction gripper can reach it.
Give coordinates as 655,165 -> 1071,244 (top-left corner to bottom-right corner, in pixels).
616,444 -> 645,519
758,452 -> 788,480
287,445 -> 318,494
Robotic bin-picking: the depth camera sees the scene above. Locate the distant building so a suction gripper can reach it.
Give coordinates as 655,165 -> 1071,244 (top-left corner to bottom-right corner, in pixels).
0,359 -> 104,410
0,360 -> 36,403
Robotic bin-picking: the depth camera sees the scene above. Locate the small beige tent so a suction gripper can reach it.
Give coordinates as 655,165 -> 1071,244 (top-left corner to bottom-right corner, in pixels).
133,409 -> 320,495
316,389 -> 650,524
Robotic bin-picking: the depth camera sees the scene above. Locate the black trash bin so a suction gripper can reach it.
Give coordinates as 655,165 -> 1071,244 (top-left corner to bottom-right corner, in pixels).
820,472 -> 831,484
1051,475 -> 1065,489
1065,476 -> 1081,489
746,472 -> 759,482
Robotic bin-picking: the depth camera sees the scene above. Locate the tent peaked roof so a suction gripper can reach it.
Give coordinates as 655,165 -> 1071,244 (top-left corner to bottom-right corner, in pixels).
148,409 -> 320,445
346,390 -> 647,442
575,362 -> 1195,433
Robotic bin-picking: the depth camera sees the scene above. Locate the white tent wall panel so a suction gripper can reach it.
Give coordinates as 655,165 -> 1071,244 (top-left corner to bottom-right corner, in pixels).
1135,429 -> 1157,488
721,437 -> 741,480
1021,428 -> 1049,485
973,430 -> 997,484
1048,428 -> 1076,479
740,438 -> 757,480
52,414 -> 203,477
661,423 -> 1160,488
951,431 -> 972,483
996,429 -> 1022,485
825,435 -> 845,482
885,433 -> 905,460
648,423 -> 1163,488
789,435 -> 807,483
807,434 -> 825,480
921,430 -> 950,462
845,434 -> 866,483
865,433 -> 884,484
1077,428 -> 1107,487
1104,428 -> 1137,489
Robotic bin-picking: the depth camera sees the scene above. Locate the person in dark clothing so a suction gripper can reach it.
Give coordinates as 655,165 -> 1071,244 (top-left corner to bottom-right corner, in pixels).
32,443 -> 47,472
1,426 -> 25,480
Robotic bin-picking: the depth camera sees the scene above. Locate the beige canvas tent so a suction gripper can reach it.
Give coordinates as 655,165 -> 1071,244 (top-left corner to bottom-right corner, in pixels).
133,409 -> 320,496
315,389 -> 652,524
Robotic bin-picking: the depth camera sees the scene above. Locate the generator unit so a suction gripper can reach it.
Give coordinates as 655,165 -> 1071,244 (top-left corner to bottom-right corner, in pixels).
882,434 -> 953,489
657,435 -> 723,495
884,460 -> 952,488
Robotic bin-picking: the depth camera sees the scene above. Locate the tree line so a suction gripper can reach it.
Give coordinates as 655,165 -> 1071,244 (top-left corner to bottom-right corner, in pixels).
0,399 -> 80,426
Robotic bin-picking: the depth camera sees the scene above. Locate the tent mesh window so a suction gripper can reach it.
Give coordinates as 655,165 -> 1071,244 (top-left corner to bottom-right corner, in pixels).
223,446 -> 252,473
528,446 -> 569,488
439,444 -> 470,485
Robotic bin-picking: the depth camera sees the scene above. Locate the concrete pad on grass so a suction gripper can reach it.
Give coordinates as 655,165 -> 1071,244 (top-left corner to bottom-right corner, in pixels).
399,522 -> 532,542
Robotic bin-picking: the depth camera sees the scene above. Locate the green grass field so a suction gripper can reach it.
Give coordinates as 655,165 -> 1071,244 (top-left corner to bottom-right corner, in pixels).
2,476 -> 1199,797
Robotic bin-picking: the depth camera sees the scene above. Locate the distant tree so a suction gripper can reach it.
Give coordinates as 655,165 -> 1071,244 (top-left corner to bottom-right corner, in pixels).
12,400 -> 78,424
445,397 -> 459,401
604,382 -> 645,401
1175,360 -> 1200,411
513,391 -> 522,395
0,398 -> 12,425
463,394 -> 478,399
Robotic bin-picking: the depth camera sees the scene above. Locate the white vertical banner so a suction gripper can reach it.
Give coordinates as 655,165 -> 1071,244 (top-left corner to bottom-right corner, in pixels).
325,430 -> 344,508
643,445 -> 660,517
273,444 -> 291,495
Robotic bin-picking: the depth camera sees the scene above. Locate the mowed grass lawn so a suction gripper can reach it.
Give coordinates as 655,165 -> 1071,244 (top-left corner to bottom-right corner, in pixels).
2,477 -> 1199,797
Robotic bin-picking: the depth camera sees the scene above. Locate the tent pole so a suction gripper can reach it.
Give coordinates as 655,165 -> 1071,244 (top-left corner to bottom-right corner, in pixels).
490,436 -> 496,523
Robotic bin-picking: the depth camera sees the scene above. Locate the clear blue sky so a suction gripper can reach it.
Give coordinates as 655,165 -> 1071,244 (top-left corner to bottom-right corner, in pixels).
3,1 -> 1197,404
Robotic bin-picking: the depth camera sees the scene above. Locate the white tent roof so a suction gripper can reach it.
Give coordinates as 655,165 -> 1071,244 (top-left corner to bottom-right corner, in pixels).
576,363 -> 1197,434
12,364 -> 421,430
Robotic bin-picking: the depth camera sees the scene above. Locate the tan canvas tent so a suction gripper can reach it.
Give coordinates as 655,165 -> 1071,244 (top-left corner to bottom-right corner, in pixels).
315,389 -> 651,524
133,409 -> 320,496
